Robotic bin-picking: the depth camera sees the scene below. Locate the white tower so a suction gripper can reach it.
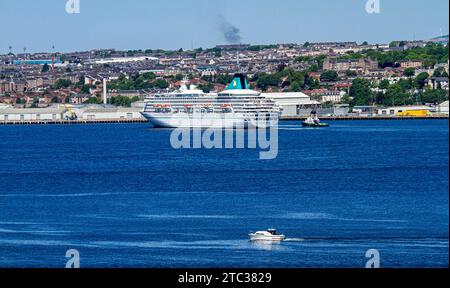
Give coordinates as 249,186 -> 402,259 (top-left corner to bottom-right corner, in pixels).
103,78 -> 107,105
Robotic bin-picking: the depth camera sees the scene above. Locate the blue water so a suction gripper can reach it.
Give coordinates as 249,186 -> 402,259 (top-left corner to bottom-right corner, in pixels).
0,120 -> 448,268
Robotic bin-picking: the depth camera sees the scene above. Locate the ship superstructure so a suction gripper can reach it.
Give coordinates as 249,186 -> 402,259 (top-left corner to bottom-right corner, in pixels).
141,74 -> 281,128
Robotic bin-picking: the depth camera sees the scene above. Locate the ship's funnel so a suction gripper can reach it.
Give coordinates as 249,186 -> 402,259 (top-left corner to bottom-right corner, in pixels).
226,73 -> 249,90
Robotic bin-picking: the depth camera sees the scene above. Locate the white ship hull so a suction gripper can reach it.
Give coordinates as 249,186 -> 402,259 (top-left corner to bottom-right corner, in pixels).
141,112 -> 278,129
141,74 -> 281,129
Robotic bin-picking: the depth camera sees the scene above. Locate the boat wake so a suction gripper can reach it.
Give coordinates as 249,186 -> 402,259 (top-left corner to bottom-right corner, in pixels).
277,127 -> 306,131
284,238 -> 305,242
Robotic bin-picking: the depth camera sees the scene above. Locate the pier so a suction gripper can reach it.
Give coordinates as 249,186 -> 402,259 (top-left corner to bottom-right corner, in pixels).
0,115 -> 448,125
281,115 -> 449,121
0,119 -> 147,125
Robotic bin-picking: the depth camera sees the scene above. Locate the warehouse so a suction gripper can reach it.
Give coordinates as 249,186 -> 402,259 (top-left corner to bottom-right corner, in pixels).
262,92 -> 321,117
0,104 -> 144,122
0,107 -> 63,121
376,105 -> 433,116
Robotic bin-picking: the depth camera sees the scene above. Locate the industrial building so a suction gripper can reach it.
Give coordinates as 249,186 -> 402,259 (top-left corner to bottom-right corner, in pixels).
262,92 -> 321,117
376,105 -> 433,117
85,56 -> 158,65
436,101 -> 449,115
0,104 -> 144,122
0,106 -> 63,121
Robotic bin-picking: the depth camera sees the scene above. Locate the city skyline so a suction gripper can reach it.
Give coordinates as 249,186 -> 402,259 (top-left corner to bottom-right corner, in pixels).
0,0 -> 449,53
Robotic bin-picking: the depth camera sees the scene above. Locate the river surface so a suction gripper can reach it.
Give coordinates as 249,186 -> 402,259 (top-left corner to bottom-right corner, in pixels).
0,120 -> 448,267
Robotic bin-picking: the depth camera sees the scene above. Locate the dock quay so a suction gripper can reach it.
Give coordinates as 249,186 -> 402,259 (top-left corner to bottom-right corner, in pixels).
0,119 -> 147,125
0,115 -> 448,125
282,115 -> 449,121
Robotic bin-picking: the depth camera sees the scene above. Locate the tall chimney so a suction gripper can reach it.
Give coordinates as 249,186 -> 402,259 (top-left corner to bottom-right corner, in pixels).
103,78 -> 107,104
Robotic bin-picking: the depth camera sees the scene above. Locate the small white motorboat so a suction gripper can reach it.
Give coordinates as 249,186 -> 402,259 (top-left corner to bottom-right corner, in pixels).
249,229 -> 286,242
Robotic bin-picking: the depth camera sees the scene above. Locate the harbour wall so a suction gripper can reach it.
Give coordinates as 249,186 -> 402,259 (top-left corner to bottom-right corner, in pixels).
0,115 -> 448,125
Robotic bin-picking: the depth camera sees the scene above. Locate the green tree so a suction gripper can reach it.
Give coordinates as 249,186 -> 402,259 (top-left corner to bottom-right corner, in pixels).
339,94 -> 350,104
41,63 -> 50,73
78,75 -> 85,85
350,78 -> 373,106
295,56 -> 313,62
290,81 -> 301,92
338,52 -> 363,60
366,43 -> 448,69
433,68 -> 444,77
282,69 -> 306,88
216,74 -> 233,85
423,59 -> 437,69
374,91 -> 387,105
109,96 -> 136,107
31,97 -> 39,108
277,63 -> 287,73
198,83 -> 215,93
306,77 -> 320,89
152,79 -> 169,89
385,84 -> 401,106
51,96 -> 61,103
256,73 -> 281,91
320,70 -> 338,82
421,89 -> 449,104
307,64 -> 319,72
53,79 -> 72,89
385,83 -> 412,106
110,74 -> 145,90
141,72 -> 156,80
414,72 -> 430,90
80,85 -> 91,94
378,79 -> 390,90
84,97 -> 101,104
291,81 -> 302,92
315,55 -> 328,69
403,68 -> 416,77
398,78 -> 413,91
345,70 -> 357,77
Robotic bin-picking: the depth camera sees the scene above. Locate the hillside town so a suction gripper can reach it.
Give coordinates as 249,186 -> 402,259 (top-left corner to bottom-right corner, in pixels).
0,36 -> 449,121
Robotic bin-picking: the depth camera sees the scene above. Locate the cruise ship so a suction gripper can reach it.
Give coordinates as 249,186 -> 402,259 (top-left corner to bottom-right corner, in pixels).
141,74 -> 281,128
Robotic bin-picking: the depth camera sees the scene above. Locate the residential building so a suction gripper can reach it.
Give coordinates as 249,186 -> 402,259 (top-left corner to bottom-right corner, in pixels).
323,58 -> 378,71
303,89 -> 346,103
428,77 -> 449,90
398,60 -> 423,68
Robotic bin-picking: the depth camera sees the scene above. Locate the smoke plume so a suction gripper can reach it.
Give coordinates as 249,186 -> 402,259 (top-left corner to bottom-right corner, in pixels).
219,16 -> 242,44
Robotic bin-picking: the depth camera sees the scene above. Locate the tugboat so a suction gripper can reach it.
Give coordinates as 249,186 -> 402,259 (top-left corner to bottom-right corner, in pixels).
249,228 -> 286,242
302,111 -> 329,127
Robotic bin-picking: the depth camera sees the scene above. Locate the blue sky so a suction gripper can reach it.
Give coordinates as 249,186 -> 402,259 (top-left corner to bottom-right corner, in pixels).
0,0 -> 448,53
